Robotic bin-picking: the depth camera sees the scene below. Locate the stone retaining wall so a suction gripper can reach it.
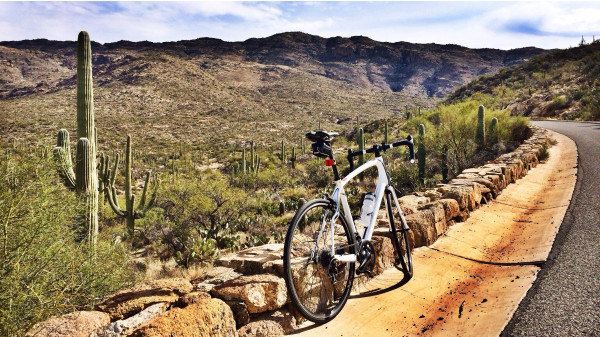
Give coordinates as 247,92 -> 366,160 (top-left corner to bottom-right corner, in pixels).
28,126 -> 550,337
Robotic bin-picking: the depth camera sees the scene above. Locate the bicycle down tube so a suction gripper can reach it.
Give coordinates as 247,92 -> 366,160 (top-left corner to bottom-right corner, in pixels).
328,155 -> 390,263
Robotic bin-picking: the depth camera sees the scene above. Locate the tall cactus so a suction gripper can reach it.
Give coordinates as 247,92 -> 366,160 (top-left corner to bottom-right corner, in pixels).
280,140 -> 286,163
489,117 -> 499,145
441,145 -> 449,183
250,140 -> 255,172
242,147 -> 247,174
52,31 -> 98,246
291,146 -> 296,169
105,135 -> 157,237
476,105 -> 486,147
357,127 -> 365,180
406,110 -> 411,120
384,120 -> 389,144
418,124 -> 426,185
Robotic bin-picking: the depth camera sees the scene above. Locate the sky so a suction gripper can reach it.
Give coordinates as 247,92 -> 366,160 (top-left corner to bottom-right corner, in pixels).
1,1 -> 599,50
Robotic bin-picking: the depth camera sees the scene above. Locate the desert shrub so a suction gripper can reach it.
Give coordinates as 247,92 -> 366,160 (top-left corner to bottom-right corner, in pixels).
0,152 -> 136,336
150,171 -> 249,266
538,143 -> 550,162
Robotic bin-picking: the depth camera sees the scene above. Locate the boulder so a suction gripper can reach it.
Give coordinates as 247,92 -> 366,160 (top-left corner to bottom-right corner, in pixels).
95,278 -> 193,320
211,274 -> 287,314
438,185 -> 471,211
397,195 -> 430,215
438,199 -> 460,221
419,202 -> 447,236
248,307 -> 298,335
92,302 -> 169,337
237,320 -> 283,337
26,311 -> 110,337
176,291 -> 211,307
226,300 -> 250,328
404,210 -> 436,247
191,266 -> 242,293
216,244 -> 283,275
129,297 -> 237,337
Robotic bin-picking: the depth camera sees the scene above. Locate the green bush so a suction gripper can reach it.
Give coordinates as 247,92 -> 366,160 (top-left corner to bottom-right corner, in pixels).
0,152 -> 136,336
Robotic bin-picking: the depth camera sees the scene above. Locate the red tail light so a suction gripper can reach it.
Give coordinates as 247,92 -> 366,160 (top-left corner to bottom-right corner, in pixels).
325,159 -> 335,166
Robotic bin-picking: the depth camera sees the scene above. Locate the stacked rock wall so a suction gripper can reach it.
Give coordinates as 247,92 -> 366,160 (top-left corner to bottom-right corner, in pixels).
28,126 -> 550,337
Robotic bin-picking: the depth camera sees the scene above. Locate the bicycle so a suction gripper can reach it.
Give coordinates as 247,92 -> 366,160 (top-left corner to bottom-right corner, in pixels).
283,130 -> 416,323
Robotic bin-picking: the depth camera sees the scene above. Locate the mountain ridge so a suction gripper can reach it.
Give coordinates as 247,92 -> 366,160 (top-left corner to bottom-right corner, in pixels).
1,31 -> 547,99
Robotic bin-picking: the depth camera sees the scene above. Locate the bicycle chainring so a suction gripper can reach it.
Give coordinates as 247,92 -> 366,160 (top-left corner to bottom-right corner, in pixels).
356,240 -> 376,275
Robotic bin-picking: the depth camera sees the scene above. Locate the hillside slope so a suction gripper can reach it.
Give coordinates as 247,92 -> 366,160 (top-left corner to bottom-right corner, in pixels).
448,40 -> 600,120
0,32 -> 545,151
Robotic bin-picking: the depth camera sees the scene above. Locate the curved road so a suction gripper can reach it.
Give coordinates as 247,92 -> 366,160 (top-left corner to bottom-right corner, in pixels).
503,121 -> 600,336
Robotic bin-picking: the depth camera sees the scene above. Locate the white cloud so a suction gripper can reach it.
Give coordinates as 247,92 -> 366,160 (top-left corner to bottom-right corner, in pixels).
1,2 -> 598,49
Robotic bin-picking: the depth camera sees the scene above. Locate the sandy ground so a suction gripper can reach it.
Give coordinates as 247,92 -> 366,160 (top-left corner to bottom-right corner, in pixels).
290,130 -> 577,337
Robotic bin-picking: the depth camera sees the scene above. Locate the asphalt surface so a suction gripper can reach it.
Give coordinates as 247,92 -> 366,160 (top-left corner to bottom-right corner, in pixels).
502,121 -> 600,337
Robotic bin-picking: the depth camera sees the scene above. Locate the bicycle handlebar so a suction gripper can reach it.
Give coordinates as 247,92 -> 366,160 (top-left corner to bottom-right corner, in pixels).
347,135 -> 415,171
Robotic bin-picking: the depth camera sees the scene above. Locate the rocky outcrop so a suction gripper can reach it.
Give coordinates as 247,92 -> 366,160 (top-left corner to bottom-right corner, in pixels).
211,274 -> 288,314
26,311 -> 110,337
129,297 -> 237,337
191,266 -> 242,292
95,278 -> 193,320
91,302 -> 169,337
215,244 -> 283,276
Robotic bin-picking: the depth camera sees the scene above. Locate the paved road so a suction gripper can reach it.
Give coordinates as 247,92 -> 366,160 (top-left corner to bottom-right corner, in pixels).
503,121 -> 600,337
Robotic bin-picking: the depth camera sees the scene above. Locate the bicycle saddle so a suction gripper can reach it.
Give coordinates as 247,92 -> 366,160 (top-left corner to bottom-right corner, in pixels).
305,131 -> 339,142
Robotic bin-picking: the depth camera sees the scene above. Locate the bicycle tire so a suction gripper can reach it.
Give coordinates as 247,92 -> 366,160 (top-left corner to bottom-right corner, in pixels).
283,198 -> 356,323
385,192 -> 413,278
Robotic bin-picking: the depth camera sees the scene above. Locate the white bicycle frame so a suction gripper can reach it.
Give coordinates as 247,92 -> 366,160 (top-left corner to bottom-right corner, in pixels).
322,154 -> 409,264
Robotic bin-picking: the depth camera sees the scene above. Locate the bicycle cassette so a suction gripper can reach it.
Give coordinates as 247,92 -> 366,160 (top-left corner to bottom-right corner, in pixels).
356,240 -> 376,275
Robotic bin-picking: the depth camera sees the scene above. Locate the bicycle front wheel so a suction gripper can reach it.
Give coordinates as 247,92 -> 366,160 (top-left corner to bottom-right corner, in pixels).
283,199 -> 356,323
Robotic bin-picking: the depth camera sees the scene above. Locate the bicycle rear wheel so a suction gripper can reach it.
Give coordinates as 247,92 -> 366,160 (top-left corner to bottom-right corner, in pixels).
283,199 -> 356,323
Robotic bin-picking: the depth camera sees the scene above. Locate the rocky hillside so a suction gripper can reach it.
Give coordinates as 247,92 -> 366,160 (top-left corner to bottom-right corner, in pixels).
1,32 -> 545,99
447,40 -> 600,120
0,32 -> 545,151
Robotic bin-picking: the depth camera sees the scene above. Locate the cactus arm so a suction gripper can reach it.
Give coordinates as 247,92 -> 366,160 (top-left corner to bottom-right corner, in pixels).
53,147 -> 76,189
135,184 -> 157,219
110,153 -> 119,186
106,185 -> 127,217
137,171 -> 151,207
53,129 -> 76,189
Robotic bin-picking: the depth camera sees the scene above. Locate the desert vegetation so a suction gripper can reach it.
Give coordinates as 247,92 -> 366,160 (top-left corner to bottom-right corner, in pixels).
0,31 -> 536,335
449,38 -> 600,120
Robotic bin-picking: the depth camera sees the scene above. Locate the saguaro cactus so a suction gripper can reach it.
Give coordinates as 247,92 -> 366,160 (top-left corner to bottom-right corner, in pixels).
441,145 -> 449,183
476,105 -> 486,147
418,124 -> 426,185
105,135 -> 157,237
52,31 -> 98,245
279,200 -> 286,216
291,146 -> 296,169
280,140 -> 286,163
357,127 -> 365,180
489,117 -> 499,145
384,120 -> 389,144
242,147 -> 247,174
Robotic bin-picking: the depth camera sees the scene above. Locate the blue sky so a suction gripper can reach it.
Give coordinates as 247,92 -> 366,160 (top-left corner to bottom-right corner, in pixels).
1,1 -> 599,50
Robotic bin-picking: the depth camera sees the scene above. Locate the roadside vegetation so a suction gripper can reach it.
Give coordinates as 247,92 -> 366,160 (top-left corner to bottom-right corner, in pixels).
449,38 -> 600,120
